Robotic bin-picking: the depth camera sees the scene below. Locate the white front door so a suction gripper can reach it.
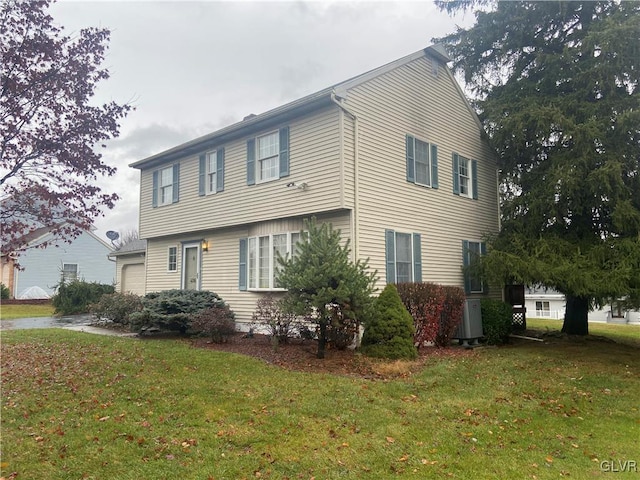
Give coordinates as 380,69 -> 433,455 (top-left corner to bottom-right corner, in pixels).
182,243 -> 201,290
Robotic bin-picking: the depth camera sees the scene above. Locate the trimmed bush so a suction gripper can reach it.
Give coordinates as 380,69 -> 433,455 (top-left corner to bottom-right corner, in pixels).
1,283 -> 10,299
51,280 -> 115,315
90,292 -> 143,326
395,283 -> 465,347
191,305 -> 236,343
251,295 -> 301,344
361,284 -> 417,360
481,298 -> 513,345
437,286 -> 465,347
129,289 -> 229,333
396,282 -> 444,346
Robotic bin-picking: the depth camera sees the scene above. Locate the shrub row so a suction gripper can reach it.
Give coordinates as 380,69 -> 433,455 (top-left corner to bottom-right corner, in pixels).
87,286 -> 513,355
52,280 -> 115,315
91,290 -> 235,342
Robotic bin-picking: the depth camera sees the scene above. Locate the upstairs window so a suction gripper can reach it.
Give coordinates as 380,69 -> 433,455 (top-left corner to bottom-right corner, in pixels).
152,164 -> 180,207
406,134 -> 438,188
199,148 -> 225,195
160,167 -> 174,205
453,154 -> 478,199
258,132 -> 279,182
246,127 -> 289,185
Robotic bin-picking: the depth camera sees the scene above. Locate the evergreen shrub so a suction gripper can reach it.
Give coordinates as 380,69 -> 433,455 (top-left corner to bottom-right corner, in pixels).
90,292 -> 143,326
277,217 -> 377,358
360,284 -> 417,360
129,289 -> 229,333
481,298 -> 513,345
52,280 -> 115,315
0,283 -> 10,299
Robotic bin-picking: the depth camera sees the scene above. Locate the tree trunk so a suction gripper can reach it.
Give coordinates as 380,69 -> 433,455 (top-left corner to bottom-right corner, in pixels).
562,295 -> 590,335
317,321 -> 327,359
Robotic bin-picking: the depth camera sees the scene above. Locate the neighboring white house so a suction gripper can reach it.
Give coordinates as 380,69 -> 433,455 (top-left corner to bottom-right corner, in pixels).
525,287 -> 566,319
129,44 -> 502,325
525,287 -> 640,324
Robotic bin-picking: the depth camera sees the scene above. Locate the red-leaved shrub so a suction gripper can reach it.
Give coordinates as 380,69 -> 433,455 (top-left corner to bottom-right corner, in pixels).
437,286 -> 465,347
396,282 -> 465,348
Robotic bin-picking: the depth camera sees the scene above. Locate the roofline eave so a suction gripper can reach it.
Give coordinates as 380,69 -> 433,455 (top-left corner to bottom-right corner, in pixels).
130,88 -> 335,170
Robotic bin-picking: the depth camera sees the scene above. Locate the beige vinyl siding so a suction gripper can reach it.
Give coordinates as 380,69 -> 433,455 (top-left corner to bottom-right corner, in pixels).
343,55 -> 500,296
139,106 -> 343,239
144,211 -> 352,324
342,111 -> 356,210
1,258 -> 14,297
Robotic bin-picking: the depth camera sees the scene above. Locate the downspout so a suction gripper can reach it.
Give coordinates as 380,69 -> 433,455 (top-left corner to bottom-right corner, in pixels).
330,91 -> 359,260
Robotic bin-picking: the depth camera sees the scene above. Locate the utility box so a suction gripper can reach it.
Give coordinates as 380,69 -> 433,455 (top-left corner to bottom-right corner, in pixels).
455,299 -> 483,346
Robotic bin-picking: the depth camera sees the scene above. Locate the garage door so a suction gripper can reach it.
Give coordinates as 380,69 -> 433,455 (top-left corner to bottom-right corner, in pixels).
121,263 -> 145,296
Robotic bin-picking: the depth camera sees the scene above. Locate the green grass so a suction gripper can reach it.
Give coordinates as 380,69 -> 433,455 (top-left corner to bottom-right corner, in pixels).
527,318 -> 640,347
2,329 -> 639,479
0,303 -> 55,320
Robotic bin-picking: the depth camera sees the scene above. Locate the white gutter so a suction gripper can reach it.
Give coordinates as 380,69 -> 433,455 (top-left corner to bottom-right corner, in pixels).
330,91 -> 359,260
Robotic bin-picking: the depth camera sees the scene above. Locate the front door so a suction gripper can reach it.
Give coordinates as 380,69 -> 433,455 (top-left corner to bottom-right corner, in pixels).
182,243 -> 201,290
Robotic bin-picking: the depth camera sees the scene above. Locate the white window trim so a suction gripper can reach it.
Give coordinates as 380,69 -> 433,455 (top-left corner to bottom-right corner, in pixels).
62,263 -> 78,282
412,136 -> 433,188
256,130 -> 280,184
205,150 -> 218,195
390,231 -> 416,283
159,166 -> 174,206
456,154 -> 473,199
247,231 -> 301,291
167,246 -> 178,272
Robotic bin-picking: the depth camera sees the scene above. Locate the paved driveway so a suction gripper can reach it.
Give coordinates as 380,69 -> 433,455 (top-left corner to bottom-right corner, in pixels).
1,315 -> 137,336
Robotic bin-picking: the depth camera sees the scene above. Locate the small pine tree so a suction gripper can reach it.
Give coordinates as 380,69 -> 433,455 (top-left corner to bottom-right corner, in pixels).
277,217 -> 377,359
360,284 -> 417,360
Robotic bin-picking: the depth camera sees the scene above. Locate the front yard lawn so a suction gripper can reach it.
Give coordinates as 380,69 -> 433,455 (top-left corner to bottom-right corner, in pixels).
527,318 -> 640,347
1,303 -> 55,320
1,329 -> 638,479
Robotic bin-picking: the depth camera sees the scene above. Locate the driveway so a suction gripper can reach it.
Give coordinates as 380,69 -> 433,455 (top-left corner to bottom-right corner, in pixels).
1,314 -> 137,337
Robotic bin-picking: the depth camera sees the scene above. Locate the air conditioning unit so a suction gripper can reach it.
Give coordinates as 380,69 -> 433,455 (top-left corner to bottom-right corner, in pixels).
455,299 -> 483,347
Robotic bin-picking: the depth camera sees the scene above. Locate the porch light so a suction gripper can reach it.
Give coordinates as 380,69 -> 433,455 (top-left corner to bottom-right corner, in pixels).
202,240 -> 209,252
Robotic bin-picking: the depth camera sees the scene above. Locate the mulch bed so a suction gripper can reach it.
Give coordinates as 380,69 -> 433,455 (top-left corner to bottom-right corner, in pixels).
189,333 -> 477,380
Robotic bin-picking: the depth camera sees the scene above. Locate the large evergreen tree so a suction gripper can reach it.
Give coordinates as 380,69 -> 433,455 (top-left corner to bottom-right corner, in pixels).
437,1 -> 640,334
277,217 -> 377,358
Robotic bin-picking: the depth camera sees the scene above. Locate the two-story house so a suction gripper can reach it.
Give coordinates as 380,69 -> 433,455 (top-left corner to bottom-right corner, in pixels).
131,44 -> 500,324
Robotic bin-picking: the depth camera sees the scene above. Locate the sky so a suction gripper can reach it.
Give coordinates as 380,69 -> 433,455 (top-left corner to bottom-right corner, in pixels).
48,0 -> 475,244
